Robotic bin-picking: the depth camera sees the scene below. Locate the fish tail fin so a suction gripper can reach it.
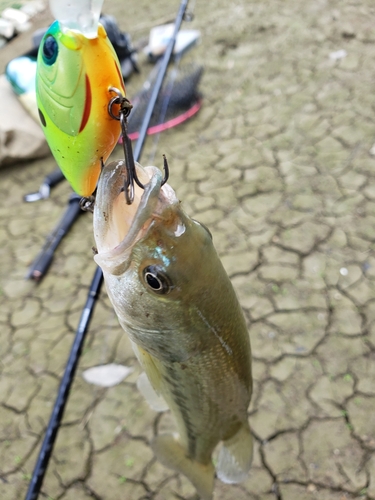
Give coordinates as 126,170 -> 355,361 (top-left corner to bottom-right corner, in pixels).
216,421 -> 253,484
152,434 -> 215,500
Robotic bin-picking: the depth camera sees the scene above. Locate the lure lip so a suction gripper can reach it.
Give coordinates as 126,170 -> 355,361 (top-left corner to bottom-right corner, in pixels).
48,0 -> 104,39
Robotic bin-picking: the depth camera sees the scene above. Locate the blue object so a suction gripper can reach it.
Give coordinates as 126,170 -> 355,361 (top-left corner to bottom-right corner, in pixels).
6,56 -> 37,95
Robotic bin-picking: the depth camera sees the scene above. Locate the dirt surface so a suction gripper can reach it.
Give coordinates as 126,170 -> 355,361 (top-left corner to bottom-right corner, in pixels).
1,0 -> 375,499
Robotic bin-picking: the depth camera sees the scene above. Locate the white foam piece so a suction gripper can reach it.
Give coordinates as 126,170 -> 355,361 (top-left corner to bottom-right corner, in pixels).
82,363 -> 134,387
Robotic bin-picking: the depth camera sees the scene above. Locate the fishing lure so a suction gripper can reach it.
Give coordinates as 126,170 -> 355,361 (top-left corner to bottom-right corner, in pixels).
36,20 -> 125,196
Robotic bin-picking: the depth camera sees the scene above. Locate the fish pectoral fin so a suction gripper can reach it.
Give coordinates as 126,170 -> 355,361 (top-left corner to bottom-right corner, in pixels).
132,343 -> 169,411
136,372 -> 169,412
152,434 -> 215,500
216,422 -> 253,484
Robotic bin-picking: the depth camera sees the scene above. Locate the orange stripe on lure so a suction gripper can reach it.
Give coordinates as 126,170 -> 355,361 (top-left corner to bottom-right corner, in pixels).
36,21 -> 125,196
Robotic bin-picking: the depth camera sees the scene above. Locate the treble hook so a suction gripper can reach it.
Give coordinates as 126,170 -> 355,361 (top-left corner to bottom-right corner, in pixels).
108,87 -> 169,204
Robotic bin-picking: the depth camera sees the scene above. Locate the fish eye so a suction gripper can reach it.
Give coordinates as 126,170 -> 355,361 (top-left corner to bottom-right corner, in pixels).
143,265 -> 172,295
42,35 -> 58,65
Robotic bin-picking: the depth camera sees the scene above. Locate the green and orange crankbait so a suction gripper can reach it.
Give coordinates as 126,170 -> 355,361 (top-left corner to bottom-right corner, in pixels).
36,20 -> 125,196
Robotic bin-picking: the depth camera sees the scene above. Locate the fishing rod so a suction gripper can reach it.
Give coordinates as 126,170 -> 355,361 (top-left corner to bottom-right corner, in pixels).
26,194 -> 83,281
24,1 -> 190,499
24,167 -> 65,202
133,1 -> 189,161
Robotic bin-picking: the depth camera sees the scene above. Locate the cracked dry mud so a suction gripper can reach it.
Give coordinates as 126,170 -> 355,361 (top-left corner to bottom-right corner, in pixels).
1,0 -> 375,499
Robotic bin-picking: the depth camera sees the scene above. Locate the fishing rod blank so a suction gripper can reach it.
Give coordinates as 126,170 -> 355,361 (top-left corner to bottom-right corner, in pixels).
24,266 -> 103,500
133,0 -> 190,161
26,194 -> 82,281
24,1 -> 190,499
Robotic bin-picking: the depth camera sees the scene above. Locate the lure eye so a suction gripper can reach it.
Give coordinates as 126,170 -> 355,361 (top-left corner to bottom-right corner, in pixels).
42,35 -> 58,65
143,266 -> 172,295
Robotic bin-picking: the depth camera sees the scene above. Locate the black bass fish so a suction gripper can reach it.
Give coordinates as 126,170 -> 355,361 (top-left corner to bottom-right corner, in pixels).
93,160 -> 253,499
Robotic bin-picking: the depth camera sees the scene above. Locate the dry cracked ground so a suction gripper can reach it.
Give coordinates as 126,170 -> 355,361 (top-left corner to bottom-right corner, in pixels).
1,0 -> 375,499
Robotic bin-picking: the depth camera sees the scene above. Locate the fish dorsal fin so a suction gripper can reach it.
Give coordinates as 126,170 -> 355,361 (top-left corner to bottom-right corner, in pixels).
216,422 -> 253,484
152,434 -> 215,500
136,372 -> 169,412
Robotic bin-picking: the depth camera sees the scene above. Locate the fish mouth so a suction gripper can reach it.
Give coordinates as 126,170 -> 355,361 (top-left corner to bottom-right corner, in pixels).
93,160 -> 177,274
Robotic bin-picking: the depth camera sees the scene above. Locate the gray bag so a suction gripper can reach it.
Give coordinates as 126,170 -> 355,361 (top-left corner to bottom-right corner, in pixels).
0,74 -> 49,166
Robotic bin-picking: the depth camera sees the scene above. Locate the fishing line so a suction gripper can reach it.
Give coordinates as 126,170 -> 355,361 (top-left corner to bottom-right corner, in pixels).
24,1 -> 190,499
